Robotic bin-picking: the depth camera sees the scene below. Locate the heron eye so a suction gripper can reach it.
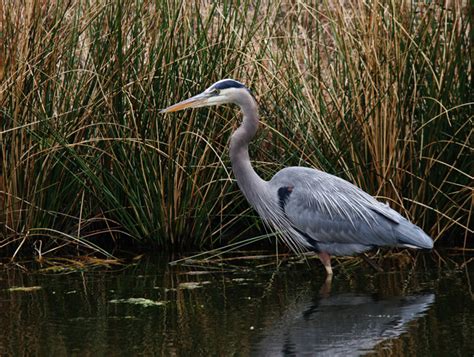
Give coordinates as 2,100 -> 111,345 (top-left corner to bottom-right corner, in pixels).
210,89 -> 220,96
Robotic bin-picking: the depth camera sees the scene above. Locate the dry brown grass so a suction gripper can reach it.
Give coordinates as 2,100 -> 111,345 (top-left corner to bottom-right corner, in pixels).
1,0 -> 472,258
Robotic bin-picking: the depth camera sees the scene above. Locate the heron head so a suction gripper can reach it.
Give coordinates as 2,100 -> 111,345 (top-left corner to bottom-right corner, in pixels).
160,79 -> 252,113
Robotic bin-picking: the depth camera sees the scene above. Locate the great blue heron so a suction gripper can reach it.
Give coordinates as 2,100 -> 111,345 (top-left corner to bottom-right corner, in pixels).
161,79 -> 434,276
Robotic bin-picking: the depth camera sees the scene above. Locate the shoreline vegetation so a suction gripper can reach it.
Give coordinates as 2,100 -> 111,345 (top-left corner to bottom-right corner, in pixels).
1,1 -> 472,260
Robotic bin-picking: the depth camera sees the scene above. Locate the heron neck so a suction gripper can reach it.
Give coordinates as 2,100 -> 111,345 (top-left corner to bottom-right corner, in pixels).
229,97 -> 267,200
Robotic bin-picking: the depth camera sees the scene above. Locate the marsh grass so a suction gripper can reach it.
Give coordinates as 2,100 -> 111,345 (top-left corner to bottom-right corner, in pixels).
1,0 -> 472,258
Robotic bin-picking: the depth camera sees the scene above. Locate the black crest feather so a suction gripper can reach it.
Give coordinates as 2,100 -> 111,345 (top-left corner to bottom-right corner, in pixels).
213,79 -> 246,90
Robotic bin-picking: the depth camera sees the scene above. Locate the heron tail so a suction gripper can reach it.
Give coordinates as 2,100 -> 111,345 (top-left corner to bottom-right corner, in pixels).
396,221 -> 434,250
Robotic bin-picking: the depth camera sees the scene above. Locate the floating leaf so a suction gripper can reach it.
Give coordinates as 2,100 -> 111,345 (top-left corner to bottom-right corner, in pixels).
109,298 -> 167,307
231,278 -> 253,283
181,271 -> 215,276
178,281 -> 211,290
7,286 -> 42,292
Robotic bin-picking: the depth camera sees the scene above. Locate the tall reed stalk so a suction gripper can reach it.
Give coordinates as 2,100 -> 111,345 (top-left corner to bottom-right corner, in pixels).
1,0 -> 471,257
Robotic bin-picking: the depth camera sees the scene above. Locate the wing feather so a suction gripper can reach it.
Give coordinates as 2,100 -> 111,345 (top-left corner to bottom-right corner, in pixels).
269,167 -> 403,249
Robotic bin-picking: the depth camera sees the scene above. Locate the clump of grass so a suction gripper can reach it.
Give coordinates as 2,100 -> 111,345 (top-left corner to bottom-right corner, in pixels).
1,0 -> 471,258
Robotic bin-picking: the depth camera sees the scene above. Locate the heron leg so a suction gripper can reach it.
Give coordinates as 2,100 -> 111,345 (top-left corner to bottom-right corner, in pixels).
319,275 -> 333,297
319,252 -> 333,276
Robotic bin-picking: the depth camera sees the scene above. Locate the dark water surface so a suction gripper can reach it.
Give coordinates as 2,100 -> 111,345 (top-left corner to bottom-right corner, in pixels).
1,253 -> 473,356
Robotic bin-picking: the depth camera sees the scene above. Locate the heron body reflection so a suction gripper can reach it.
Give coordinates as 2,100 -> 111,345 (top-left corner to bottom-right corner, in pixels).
252,290 -> 434,356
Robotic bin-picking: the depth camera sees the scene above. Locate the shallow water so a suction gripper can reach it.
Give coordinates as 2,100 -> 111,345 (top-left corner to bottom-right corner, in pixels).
1,253 -> 473,356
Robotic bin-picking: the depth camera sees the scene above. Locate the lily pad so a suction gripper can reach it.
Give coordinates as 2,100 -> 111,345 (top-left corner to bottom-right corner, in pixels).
178,281 -> 211,290
7,286 -> 42,292
231,278 -> 253,283
181,271 -> 214,276
109,298 -> 167,307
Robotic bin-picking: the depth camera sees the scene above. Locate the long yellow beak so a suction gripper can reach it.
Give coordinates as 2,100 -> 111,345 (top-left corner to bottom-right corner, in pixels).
160,93 -> 209,113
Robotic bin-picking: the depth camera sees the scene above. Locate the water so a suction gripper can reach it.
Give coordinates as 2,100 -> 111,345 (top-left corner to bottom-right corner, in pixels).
1,253 -> 473,356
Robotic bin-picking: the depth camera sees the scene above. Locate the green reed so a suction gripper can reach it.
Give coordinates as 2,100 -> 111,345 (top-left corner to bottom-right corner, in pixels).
1,0 -> 471,257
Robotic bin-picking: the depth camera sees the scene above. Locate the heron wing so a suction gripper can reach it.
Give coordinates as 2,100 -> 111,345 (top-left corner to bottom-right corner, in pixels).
270,167 -> 404,249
